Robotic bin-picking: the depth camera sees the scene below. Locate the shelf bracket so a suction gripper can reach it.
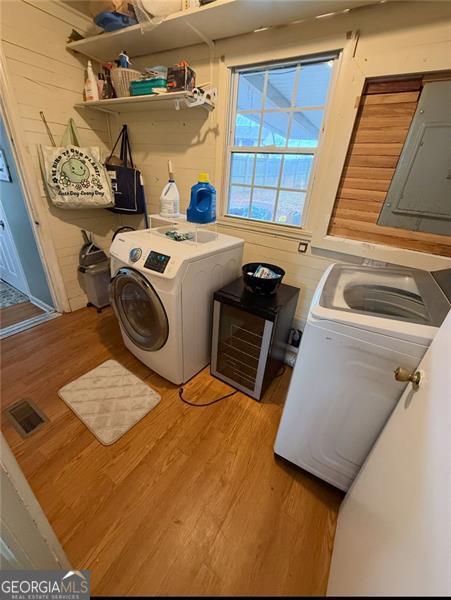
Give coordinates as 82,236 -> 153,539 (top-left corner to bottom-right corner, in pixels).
184,20 -> 214,50
184,20 -> 215,88
76,104 -> 116,115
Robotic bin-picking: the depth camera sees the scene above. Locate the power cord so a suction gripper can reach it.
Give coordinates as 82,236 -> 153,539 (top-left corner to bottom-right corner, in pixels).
178,386 -> 237,407
178,364 -> 286,407
275,364 -> 286,378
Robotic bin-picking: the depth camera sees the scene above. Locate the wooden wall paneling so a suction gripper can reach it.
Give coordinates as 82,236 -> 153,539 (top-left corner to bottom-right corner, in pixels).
334,199 -> 383,213
360,102 -> 418,117
342,166 -> 396,180
340,178 -> 391,192
1,0 -> 119,311
361,91 -> 420,105
348,142 -> 405,155
328,76 -> 451,257
337,188 -> 387,202
364,79 -> 423,94
330,224 -> 451,256
346,155 -> 399,168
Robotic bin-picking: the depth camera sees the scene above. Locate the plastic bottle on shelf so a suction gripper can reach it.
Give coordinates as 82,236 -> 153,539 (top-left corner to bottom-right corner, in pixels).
84,60 -> 99,101
102,65 -> 116,99
187,172 -> 216,224
159,160 -> 180,218
97,73 -> 105,99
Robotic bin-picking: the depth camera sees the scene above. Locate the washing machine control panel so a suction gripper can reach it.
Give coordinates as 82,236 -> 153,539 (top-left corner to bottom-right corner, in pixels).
144,250 -> 171,273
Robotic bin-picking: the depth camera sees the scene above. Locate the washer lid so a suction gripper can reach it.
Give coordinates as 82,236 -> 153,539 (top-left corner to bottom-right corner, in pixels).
317,264 -> 450,328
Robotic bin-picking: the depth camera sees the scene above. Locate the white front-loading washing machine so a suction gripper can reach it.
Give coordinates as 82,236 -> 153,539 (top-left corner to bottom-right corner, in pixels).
109,226 -> 244,385
274,263 -> 451,491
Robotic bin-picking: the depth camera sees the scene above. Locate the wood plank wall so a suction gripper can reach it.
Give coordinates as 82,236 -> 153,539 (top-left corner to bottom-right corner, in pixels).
328,78 -> 451,257
2,0 -> 119,311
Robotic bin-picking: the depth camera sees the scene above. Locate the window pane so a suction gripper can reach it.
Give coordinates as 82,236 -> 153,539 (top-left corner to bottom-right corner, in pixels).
230,153 -> 255,185
265,65 -> 296,109
288,110 -> 323,148
237,72 -> 265,110
281,154 -> 313,189
297,61 -> 333,107
250,187 -> 277,221
275,191 -> 306,225
234,113 -> 260,146
261,112 -> 290,147
229,185 -> 251,218
229,58 -> 333,227
254,153 -> 282,187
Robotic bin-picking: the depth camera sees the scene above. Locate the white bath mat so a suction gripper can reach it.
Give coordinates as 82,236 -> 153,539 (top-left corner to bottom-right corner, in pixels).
58,360 -> 160,445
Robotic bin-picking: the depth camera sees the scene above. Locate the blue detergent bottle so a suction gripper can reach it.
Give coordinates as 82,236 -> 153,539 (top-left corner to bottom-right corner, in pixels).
187,172 -> 216,224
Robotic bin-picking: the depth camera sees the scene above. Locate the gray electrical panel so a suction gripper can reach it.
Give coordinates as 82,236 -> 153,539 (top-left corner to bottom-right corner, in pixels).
378,81 -> 451,236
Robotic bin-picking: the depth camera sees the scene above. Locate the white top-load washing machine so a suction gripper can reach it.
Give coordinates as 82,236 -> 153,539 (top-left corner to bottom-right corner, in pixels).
110,226 -> 244,385
274,264 -> 451,491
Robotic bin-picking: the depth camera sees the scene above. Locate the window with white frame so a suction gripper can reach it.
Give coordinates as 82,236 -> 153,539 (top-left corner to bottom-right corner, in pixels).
226,55 -> 336,227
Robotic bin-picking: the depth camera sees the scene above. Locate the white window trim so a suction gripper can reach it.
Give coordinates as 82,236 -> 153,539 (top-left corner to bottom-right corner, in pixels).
221,52 -> 338,231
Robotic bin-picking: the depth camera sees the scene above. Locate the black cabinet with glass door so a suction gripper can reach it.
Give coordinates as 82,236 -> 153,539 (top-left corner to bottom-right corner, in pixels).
211,278 -> 299,401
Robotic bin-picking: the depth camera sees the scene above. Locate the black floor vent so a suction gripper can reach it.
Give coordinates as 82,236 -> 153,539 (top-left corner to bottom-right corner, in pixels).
5,399 -> 48,437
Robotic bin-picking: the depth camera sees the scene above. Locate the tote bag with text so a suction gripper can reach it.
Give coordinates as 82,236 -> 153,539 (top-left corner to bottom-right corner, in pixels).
38,119 -> 114,209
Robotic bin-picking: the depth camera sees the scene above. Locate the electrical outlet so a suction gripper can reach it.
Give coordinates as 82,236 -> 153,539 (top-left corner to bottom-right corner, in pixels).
288,328 -> 302,348
298,242 -> 308,253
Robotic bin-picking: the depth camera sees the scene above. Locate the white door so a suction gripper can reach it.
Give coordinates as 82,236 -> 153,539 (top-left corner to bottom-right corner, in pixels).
327,310 -> 451,596
0,435 -> 69,570
0,202 -> 29,294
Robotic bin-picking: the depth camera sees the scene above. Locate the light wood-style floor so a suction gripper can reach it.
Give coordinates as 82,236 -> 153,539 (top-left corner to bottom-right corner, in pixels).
1,307 -> 343,596
0,301 -> 44,329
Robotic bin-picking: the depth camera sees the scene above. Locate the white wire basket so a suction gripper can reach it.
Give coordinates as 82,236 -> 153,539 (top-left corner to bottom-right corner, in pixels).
111,68 -> 141,97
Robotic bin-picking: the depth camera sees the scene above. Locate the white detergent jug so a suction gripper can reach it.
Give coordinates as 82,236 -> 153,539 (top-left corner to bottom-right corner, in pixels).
160,160 -> 180,218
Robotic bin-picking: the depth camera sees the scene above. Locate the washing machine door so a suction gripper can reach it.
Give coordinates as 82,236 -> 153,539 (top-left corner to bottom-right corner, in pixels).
110,268 -> 169,351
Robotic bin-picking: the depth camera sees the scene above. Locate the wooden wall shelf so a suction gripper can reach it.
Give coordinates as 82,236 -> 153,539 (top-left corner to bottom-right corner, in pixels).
67,0 -> 378,62
75,90 -> 215,113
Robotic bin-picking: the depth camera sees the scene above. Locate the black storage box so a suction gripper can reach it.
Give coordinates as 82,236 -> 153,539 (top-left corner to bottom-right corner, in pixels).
167,65 -> 196,92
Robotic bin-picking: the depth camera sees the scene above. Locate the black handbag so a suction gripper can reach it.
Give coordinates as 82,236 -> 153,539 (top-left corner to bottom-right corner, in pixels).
106,125 -> 148,225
